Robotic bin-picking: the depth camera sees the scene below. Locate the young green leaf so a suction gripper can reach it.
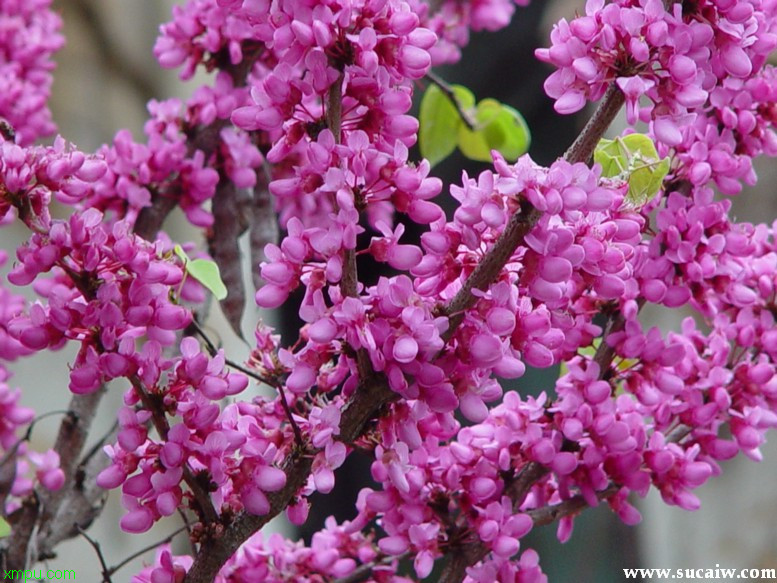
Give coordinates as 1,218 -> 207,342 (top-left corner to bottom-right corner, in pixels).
419,84 -> 475,167
593,137 -> 629,177
593,133 -> 670,207
174,244 -> 228,301
457,99 -> 531,163
627,157 -> 670,206
0,516 -> 9,537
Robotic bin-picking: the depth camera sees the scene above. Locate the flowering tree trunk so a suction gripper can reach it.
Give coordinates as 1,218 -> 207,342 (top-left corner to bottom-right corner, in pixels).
1,0 -> 777,582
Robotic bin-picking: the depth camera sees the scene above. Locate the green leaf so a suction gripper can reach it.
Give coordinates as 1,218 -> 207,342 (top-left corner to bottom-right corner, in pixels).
419,84 -> 475,167
593,133 -> 669,207
457,99 -> 531,163
173,244 -> 189,264
0,516 -> 9,537
174,245 -> 228,301
627,157 -> 670,206
593,138 -> 628,178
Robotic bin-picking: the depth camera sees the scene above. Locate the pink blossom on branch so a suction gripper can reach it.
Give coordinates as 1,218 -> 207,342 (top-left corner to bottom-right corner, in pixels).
2,0 -> 777,582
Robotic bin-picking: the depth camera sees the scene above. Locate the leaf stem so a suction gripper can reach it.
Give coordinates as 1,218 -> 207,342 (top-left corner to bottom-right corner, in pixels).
425,71 -> 478,130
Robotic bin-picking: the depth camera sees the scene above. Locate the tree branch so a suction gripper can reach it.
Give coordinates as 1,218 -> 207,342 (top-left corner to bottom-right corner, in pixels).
128,375 -> 220,526
563,84 -> 625,166
207,179 -> 251,340
77,525 -> 113,583
250,168 -> 278,294
37,389 -> 105,526
35,427 -> 113,561
441,82 -> 625,338
184,369 -> 397,582
527,483 -> 621,527
106,525 -> 188,578
133,45 -> 263,242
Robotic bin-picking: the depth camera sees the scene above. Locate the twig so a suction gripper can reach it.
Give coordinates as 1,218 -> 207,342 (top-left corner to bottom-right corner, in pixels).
25,410 -> 72,436
77,420 -> 119,471
128,375 -> 220,525
666,424 -> 691,443
425,71 -> 477,130
177,508 -> 198,555
527,426 -> 691,529
332,552 -> 409,583
563,84 -> 625,165
0,409 -> 70,467
188,320 -> 304,447
189,320 -> 277,386
326,73 -> 344,146
106,525 -> 189,577
527,484 -> 621,527
76,525 -> 113,583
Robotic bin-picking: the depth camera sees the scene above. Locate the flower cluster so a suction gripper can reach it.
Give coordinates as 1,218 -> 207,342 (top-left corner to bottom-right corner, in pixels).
132,519 -> 404,583
0,364 -> 65,513
416,0 -> 530,65
0,0 -> 63,144
90,73 -> 262,230
537,0 -> 777,193
6,208 -> 196,393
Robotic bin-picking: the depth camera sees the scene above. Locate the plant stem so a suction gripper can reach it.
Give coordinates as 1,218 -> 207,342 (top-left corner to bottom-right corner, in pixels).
425,70 -> 477,130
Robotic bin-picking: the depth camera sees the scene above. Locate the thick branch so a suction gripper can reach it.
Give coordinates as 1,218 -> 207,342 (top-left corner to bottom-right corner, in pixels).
441,83 -> 625,337
129,375 -> 219,525
563,84 -> 625,166
37,389 -> 104,524
3,495 -> 39,569
208,179 -> 251,339
327,74 -> 359,300
250,169 -> 278,293
184,371 -> 396,583
327,73 -> 373,382
35,433 -> 112,560
184,450 -> 313,582
438,462 -> 549,583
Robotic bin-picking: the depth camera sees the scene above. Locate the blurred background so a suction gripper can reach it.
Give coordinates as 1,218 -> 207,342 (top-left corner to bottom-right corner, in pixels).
3,0 -> 776,580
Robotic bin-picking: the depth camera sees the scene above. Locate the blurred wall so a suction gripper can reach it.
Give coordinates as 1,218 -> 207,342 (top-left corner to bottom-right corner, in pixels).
638,155 -> 777,576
